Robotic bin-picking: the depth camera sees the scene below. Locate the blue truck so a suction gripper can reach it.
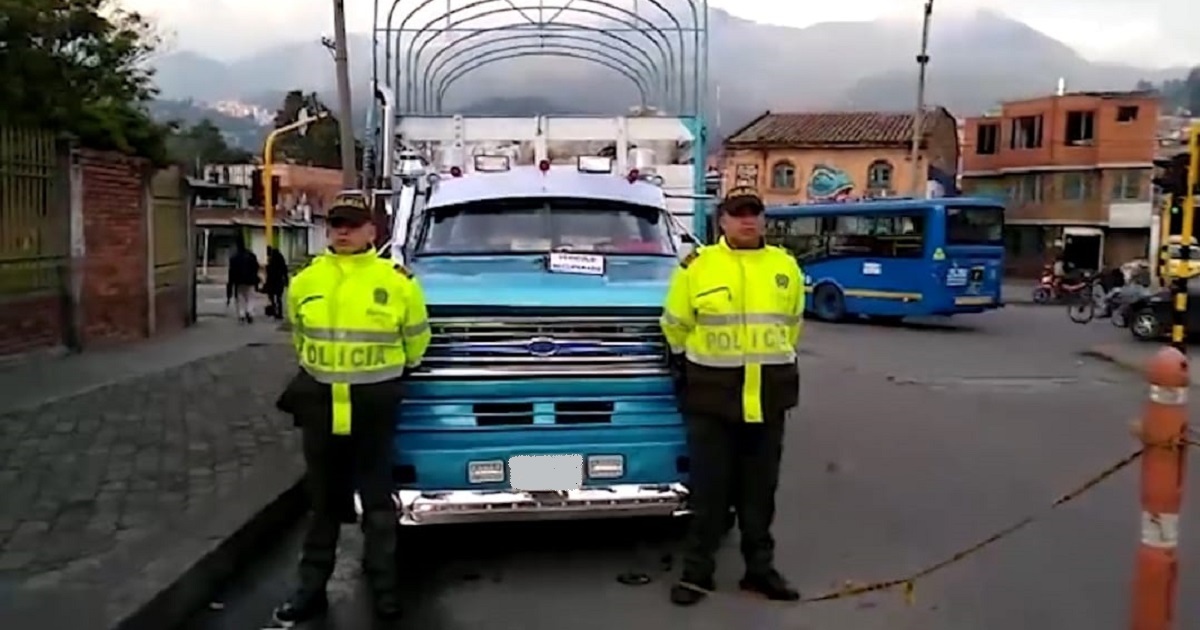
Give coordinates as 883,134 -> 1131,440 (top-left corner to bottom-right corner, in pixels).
380,153 -> 704,525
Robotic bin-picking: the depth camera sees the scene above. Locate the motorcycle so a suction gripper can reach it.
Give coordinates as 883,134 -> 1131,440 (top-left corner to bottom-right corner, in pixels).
1035,267 -> 1100,305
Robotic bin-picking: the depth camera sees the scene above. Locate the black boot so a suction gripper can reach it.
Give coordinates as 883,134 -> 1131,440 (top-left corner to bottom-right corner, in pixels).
272,588 -> 329,625
669,576 -> 715,606
739,570 -> 800,601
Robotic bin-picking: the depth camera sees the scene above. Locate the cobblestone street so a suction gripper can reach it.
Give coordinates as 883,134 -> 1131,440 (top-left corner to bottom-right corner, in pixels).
0,329 -> 297,591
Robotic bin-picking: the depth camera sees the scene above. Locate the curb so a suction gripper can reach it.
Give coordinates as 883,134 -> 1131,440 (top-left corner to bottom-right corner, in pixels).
0,446 -> 307,630
106,448 -> 307,630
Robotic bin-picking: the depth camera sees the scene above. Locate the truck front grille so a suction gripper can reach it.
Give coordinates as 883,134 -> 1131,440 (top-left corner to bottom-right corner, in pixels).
413,314 -> 668,378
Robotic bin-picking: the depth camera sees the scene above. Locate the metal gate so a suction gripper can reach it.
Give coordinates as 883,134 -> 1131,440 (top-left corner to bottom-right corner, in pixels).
151,167 -> 193,324
0,127 -> 67,299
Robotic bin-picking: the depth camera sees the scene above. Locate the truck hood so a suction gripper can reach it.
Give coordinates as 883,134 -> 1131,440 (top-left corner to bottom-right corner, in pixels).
410,255 -> 675,308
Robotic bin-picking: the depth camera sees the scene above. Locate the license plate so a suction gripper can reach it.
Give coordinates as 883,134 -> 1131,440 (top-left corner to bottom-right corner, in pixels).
509,454 -> 583,492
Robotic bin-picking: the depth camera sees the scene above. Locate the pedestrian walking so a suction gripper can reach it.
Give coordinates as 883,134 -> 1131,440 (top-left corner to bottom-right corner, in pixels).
660,186 -> 804,606
226,238 -> 260,323
264,245 -> 288,320
272,191 -> 431,625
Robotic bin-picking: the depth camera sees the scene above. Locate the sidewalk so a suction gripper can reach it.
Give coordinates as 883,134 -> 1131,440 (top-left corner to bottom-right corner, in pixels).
0,318 -> 306,629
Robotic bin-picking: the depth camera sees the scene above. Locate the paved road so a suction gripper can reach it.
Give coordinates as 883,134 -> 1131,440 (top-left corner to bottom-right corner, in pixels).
0,319 -> 298,600
183,305 -> 1200,630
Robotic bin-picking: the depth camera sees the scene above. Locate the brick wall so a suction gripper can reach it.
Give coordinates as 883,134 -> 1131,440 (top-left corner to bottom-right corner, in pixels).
0,149 -> 196,358
0,295 -> 63,357
77,150 -> 150,346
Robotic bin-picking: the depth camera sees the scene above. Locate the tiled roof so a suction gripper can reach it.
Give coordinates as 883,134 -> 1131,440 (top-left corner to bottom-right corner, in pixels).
725,110 -> 935,147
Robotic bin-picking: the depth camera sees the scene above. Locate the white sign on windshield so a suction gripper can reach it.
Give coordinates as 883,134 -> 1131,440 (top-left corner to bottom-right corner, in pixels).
548,252 -> 606,275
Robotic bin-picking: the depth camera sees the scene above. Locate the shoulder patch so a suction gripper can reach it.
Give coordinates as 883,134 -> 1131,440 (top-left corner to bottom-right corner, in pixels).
393,263 -> 413,278
679,248 -> 702,268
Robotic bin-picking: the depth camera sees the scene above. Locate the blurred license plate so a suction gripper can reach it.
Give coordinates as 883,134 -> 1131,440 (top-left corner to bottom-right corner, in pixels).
509,455 -> 583,491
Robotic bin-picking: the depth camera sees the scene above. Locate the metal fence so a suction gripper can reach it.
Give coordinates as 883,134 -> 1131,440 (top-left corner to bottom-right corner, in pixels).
0,127 -> 67,298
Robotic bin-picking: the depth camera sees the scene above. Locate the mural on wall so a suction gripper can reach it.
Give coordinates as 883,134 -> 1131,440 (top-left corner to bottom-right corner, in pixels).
806,164 -> 855,202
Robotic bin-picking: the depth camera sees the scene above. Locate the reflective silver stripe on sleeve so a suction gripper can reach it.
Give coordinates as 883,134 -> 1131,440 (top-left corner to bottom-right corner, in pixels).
695,313 -> 799,325
661,312 -> 689,326
301,364 -> 408,384
685,350 -> 796,367
403,321 -> 430,337
297,326 -> 403,343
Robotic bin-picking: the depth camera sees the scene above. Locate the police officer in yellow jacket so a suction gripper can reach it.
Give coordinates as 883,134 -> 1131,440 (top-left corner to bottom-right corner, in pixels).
661,186 -> 803,606
273,191 -> 430,624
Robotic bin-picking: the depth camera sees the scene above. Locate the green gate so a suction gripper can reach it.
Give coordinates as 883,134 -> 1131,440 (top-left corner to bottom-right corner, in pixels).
152,168 -> 188,290
0,127 -> 67,297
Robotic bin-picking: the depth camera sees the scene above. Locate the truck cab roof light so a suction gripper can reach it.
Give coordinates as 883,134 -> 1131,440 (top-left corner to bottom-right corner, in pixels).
577,156 -> 614,173
473,155 -> 511,172
538,159 -> 551,173
626,169 -> 639,183
449,166 -> 463,177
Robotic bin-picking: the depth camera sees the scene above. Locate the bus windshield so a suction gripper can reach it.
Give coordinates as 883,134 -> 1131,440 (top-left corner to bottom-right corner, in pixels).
945,205 -> 1003,245
416,197 -> 675,256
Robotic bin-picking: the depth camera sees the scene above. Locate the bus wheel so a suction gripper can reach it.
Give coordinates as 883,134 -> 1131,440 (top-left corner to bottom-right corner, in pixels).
813,284 -> 846,321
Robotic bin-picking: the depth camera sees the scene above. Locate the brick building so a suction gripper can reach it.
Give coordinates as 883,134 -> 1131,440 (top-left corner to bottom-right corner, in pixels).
720,108 -> 961,205
960,91 -> 1160,276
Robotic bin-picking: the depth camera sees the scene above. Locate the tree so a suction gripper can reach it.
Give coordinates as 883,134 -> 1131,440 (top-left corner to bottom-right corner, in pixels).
0,0 -> 169,163
1186,67 -> 1200,116
270,90 -> 347,169
165,119 -> 255,175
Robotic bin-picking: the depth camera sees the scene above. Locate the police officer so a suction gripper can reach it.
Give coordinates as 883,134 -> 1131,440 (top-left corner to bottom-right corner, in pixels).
273,191 -> 431,623
661,186 -> 803,606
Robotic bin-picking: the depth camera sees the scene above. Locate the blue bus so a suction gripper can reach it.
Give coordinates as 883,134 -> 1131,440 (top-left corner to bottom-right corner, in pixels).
764,198 -> 1006,321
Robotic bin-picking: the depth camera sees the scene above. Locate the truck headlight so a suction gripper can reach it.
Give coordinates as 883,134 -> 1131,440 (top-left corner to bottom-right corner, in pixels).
467,460 -> 505,483
587,455 -> 624,479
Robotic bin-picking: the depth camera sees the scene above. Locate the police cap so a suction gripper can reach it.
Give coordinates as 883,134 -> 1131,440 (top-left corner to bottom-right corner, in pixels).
719,186 -> 765,215
329,190 -> 372,226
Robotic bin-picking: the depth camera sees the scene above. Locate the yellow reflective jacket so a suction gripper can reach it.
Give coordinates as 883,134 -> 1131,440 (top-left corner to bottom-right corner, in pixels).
287,249 -> 431,434
660,238 -> 804,422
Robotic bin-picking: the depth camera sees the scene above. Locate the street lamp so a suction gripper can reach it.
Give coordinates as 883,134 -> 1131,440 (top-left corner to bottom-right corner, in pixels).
909,0 -> 933,196
263,107 -> 329,248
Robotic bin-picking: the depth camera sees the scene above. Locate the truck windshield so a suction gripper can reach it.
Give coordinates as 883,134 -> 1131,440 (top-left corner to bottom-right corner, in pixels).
416,197 -> 675,256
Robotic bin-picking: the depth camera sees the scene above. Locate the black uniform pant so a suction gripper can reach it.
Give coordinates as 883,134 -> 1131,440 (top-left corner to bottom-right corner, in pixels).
681,411 -> 785,582
294,377 -> 400,596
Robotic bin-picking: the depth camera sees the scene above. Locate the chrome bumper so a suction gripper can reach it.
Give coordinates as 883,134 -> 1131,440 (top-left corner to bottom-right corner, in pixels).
359,483 -> 689,526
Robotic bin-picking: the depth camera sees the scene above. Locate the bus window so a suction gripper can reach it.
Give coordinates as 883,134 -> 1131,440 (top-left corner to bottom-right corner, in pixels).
946,206 -> 1003,245
766,217 -> 827,261
829,213 -> 924,258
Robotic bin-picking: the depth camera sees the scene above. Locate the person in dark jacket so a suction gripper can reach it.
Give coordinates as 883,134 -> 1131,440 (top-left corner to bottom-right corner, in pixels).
226,238 -> 260,323
263,246 -> 288,320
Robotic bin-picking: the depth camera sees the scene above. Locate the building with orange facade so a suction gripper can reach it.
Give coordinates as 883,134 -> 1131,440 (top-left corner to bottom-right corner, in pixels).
720,109 -> 961,205
960,91 -> 1160,276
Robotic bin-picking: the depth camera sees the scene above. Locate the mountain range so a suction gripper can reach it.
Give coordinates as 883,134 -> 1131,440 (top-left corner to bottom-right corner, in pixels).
150,7 -> 1187,139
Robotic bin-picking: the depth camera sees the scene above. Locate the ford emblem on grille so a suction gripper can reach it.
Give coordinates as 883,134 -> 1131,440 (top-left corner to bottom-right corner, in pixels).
526,337 -> 560,356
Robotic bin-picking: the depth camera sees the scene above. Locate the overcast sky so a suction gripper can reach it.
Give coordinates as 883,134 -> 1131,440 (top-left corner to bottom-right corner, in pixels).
123,0 -> 1196,68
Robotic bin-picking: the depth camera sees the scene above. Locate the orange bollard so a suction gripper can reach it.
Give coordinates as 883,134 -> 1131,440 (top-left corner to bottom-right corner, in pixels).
1131,346 -> 1190,630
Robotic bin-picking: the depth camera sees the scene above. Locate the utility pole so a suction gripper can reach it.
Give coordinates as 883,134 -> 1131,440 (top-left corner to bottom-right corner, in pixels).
909,0 -> 933,197
332,0 -> 357,188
